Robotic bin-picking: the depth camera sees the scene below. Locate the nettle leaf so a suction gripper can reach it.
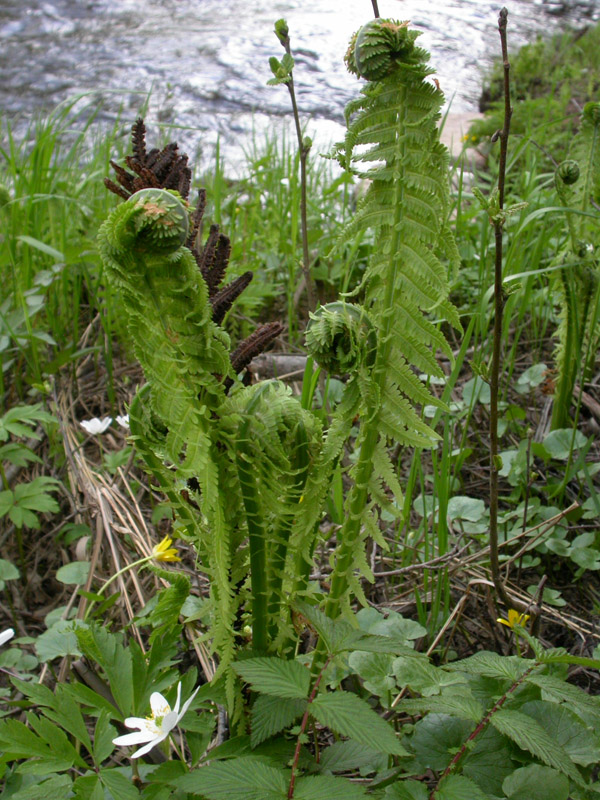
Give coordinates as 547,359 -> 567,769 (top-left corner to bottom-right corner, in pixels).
174,757 -> 288,799
251,694 -> 306,747
410,714 -> 473,772
311,691 -> 406,755
294,774 -> 368,799
393,656 -> 465,696
385,780 -> 429,800
435,774 -> 488,800
348,651 -> 396,697
398,691 -> 483,723
526,672 -> 600,724
520,700 -> 600,767
233,657 -> 310,699
462,725 -> 516,798
446,651 -> 532,682
490,708 -> 586,787
318,739 -> 384,775
503,764 -> 569,800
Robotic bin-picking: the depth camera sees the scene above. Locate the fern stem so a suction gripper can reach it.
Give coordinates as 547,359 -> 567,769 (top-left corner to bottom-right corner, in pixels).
236,420 -> 269,653
322,83 -> 408,625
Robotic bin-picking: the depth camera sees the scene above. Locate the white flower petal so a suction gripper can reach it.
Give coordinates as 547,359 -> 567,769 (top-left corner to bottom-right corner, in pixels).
130,730 -> 169,759
113,730 -> 156,747
0,628 -> 14,647
80,417 -> 112,435
116,414 -> 129,428
149,691 -> 171,718
171,682 -> 182,715
122,716 -> 159,734
177,685 -> 200,723
161,710 -> 179,734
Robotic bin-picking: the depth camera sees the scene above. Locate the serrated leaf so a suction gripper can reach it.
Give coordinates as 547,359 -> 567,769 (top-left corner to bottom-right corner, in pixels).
398,691 -> 483,723
251,694 -> 306,747
520,700 -> 600,767
311,691 -> 406,755
40,684 -> 92,754
490,708 -> 586,786
36,619 -> 85,662
233,657 -> 310,699
385,780 -> 429,799
0,718 -> 74,773
526,672 -> 600,723
174,757 -> 288,799
393,656 -> 465,696
502,764 -> 569,800
410,714 -> 474,772
446,651 -> 532,681
462,725 -> 516,797
294,774 -> 367,799
318,739 -> 383,775
347,651 -> 395,697
435,774 -> 488,800
9,774 -> 73,799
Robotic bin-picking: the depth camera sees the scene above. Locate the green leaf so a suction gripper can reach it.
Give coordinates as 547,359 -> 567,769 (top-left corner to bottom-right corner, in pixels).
462,725 -> 516,797
40,684 -> 93,754
502,764 -> 569,800
520,700 -> 600,767
56,560 -> 91,585
347,651 -> 395,697
0,718 -> 74,773
233,657 -> 310,699
393,656 -> 466,697
294,775 -> 368,799
318,739 -> 384,775
72,774 -> 104,800
385,780 -> 429,799
311,691 -> 406,755
410,714 -> 473,772
435,775 -> 488,800
446,651 -> 532,682
538,648 -> 600,668
93,710 -> 117,765
542,428 -> 588,460
526,672 -> 600,724
398,691 -> 483,723
446,496 -> 486,522
9,774 -> 73,799
17,235 -> 65,262
0,558 -> 19,580
174,757 -> 288,799
75,625 -> 133,716
356,607 -> 426,643
35,619 -> 86,662
251,694 -> 306,747
100,767 -> 142,799
490,708 -> 586,786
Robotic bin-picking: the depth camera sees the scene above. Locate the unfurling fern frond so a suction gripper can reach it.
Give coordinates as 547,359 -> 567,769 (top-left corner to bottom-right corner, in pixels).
311,19 -> 459,624
551,102 -> 600,430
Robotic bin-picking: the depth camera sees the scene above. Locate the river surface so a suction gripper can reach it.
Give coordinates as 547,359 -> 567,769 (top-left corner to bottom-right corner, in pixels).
0,0 -> 598,170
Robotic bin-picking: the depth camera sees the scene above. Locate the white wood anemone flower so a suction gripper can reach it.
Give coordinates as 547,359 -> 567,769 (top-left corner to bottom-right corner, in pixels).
80,417 -> 113,435
113,682 -> 199,759
0,628 -> 14,647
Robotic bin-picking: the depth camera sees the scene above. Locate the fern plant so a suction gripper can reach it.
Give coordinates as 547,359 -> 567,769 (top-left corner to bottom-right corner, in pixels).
551,101 -> 600,430
98,122 -> 326,708
305,19 -> 460,628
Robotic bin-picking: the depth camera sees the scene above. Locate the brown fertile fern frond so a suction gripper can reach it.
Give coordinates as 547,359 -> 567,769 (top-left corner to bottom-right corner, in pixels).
104,118 -> 283,386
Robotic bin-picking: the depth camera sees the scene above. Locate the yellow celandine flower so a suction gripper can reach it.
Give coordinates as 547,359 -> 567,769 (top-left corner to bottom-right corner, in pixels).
151,535 -> 181,563
497,608 -> 530,629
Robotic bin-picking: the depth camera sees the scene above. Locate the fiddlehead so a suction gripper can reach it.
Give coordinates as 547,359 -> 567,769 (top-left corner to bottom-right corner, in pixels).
311,19 -> 459,632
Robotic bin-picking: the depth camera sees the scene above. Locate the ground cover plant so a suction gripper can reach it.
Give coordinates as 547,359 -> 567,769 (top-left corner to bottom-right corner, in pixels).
0,4 -> 599,799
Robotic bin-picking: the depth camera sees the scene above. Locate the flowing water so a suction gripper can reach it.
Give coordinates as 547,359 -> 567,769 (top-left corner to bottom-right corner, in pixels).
0,0 -> 598,168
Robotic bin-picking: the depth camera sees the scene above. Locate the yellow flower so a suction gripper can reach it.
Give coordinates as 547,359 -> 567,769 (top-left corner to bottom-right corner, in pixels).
497,609 -> 530,629
152,535 -> 181,563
